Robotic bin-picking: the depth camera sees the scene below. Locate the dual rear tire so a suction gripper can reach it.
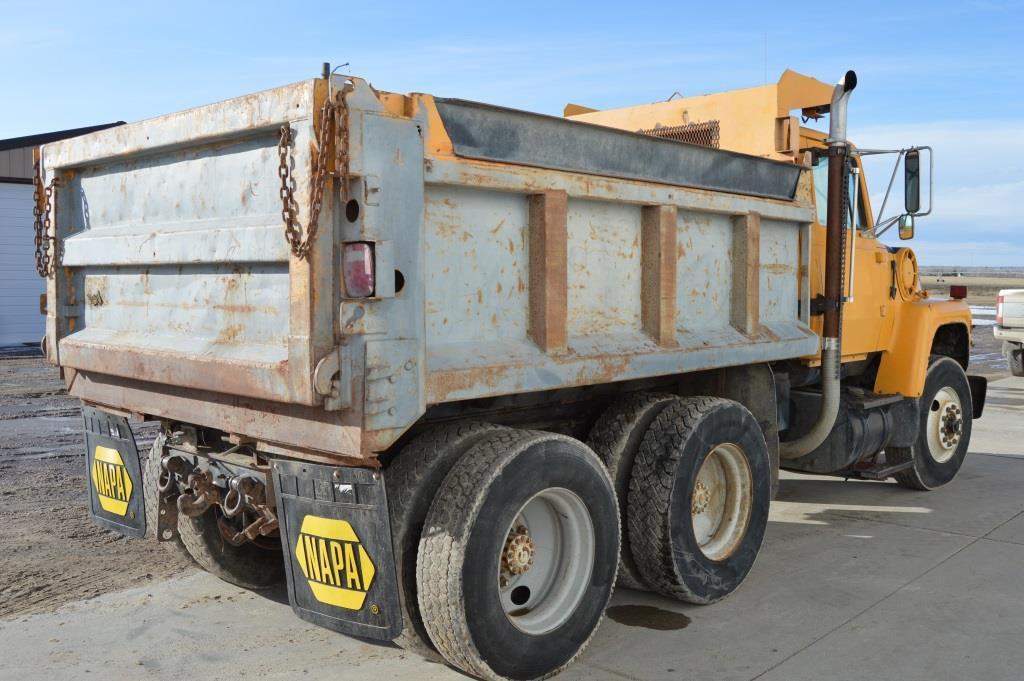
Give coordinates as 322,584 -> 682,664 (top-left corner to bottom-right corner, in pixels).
143,436 -> 284,590
391,396 -> 772,679
389,427 -> 619,680
627,397 -> 771,604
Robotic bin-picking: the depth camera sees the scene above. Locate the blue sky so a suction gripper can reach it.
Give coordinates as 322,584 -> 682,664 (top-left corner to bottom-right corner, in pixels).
2,0 -> 1022,265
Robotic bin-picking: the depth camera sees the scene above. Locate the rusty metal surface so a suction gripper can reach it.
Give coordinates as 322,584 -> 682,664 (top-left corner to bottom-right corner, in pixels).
435,99 -> 800,199
70,369 -> 363,458
639,121 -> 721,149
42,75 -> 817,461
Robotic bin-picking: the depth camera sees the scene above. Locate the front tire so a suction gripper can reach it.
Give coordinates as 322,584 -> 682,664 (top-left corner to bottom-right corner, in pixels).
628,397 -> 770,605
417,430 -> 619,681
890,356 -> 973,490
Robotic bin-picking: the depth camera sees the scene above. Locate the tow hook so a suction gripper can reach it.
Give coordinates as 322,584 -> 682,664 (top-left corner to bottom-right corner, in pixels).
221,475 -> 279,546
226,505 -> 279,546
158,454 -> 191,494
177,470 -> 221,518
222,475 -> 263,518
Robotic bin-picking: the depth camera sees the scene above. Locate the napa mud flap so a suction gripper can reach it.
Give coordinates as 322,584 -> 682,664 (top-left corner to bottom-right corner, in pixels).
273,459 -> 401,641
83,406 -> 145,538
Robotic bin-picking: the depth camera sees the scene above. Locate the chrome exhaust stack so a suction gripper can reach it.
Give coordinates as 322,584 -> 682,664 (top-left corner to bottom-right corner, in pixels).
781,70 -> 857,460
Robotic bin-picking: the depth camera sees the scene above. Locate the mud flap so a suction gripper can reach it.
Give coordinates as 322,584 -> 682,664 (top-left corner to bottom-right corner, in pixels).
273,459 -> 402,641
83,407 -> 145,538
968,375 -> 988,419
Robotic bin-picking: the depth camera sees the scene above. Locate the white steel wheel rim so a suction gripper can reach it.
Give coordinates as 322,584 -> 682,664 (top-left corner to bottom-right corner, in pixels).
497,488 -> 595,635
927,386 -> 963,463
691,443 -> 753,562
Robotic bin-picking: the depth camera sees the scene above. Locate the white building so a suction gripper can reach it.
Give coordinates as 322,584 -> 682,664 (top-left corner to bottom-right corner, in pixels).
0,124 -> 122,347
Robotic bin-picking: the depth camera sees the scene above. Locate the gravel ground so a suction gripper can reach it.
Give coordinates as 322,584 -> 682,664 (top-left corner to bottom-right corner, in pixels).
0,355 -> 194,619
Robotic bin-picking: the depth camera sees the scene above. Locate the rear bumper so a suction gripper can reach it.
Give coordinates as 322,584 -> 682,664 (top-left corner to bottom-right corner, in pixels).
994,326 -> 1024,344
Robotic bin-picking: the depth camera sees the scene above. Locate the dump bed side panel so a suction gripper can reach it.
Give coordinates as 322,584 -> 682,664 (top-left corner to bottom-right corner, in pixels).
420,151 -> 818,404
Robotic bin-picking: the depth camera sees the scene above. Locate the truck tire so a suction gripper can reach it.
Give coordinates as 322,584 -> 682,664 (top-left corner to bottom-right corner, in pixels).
142,433 -> 185,547
143,434 -> 167,541
889,356 -> 973,490
178,504 -> 284,590
417,430 -> 618,681
628,397 -> 770,605
386,421 -> 507,659
1008,343 -> 1024,377
587,391 -> 676,591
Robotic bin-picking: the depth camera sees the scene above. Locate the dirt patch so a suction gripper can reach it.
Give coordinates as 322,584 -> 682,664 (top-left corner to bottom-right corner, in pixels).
0,356 -> 195,620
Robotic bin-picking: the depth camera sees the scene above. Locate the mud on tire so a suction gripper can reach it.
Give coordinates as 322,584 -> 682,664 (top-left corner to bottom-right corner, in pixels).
178,505 -> 284,590
385,421 -> 507,659
417,430 -> 619,681
628,396 -> 771,605
587,391 -> 676,591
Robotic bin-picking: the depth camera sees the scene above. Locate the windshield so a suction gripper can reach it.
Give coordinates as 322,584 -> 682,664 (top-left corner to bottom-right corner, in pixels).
811,155 -> 867,230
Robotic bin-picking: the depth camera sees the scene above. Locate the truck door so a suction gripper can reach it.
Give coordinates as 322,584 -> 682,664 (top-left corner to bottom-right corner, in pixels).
809,155 -> 894,358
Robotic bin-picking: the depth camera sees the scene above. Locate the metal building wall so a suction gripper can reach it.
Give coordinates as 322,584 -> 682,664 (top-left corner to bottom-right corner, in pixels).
0,146 -> 33,181
0,177 -> 43,346
0,124 -> 123,347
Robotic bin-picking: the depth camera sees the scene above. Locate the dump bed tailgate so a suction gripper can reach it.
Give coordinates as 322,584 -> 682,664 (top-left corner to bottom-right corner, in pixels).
42,79 -> 333,406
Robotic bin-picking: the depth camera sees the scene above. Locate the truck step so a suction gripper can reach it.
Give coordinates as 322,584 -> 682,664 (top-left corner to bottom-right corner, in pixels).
845,388 -> 905,411
848,460 -> 914,481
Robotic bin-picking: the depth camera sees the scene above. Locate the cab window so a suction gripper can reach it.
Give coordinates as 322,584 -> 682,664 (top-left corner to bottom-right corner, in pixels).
811,155 -> 868,230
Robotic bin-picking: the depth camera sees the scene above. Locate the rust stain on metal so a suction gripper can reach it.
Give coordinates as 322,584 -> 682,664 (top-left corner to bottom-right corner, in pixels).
427,365 -> 513,400
762,263 -> 795,275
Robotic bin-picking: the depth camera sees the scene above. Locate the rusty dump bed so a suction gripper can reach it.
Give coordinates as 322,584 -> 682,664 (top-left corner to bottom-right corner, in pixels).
40,76 -> 818,461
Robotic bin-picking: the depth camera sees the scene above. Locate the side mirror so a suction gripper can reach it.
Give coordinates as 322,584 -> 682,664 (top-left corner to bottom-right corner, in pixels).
904,149 -> 921,214
899,214 -> 915,240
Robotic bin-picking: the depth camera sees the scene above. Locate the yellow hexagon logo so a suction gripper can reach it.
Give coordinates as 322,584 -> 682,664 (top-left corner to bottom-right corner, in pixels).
294,515 -> 376,610
90,446 -> 133,516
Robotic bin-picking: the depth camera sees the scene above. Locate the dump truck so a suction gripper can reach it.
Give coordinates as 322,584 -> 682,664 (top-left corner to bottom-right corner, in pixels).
35,66 -> 985,680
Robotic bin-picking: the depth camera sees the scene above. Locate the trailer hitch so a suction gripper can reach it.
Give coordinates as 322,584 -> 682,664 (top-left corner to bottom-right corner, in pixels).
177,470 -> 221,518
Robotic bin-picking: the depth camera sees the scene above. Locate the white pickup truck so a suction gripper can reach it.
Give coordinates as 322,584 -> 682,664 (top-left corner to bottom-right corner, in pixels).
996,289 -> 1024,376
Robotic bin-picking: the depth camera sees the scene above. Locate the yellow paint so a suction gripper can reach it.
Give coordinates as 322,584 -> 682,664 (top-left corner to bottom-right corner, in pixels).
564,69 -> 834,161
90,446 -> 133,516
294,515 -> 376,610
799,132 -> 971,397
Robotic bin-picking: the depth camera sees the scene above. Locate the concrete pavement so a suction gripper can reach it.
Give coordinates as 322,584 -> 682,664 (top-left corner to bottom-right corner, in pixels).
2,377 -> 1022,681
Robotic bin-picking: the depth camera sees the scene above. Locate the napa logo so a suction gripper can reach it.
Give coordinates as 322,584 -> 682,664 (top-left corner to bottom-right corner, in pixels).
90,446 -> 133,516
294,515 -> 376,610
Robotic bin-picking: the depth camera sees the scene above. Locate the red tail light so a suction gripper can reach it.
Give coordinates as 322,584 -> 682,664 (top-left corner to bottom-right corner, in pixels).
343,242 -> 375,298
949,285 -> 967,300
997,295 -> 1004,326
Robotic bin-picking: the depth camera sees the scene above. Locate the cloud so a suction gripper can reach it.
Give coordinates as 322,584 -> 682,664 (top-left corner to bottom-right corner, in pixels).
854,120 -> 1024,264
908,240 -> 1024,268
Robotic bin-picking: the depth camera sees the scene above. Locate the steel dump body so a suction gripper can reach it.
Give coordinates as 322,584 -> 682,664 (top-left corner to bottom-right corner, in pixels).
41,76 -> 818,460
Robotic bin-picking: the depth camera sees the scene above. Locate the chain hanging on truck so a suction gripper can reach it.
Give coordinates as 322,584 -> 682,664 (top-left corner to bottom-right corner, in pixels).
277,82 -> 352,260
32,158 -> 59,278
